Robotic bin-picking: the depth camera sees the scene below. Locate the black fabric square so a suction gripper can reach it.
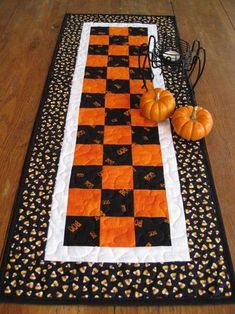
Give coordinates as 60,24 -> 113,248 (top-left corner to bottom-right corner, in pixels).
135,217 -> 171,246
129,45 -> 148,56
108,56 -> 129,67
76,126 -> 104,144
84,67 -> 107,79
69,166 -> 102,189
90,27 -> 109,35
128,27 -> 148,36
109,36 -> 128,45
103,145 -> 132,165
64,216 -> 100,246
101,189 -> 134,217
132,126 -> 160,144
80,93 -> 105,108
105,109 -> 131,125
130,94 -> 141,109
106,79 -> 130,93
133,166 -> 165,189
88,45 -> 108,55
130,68 -> 152,80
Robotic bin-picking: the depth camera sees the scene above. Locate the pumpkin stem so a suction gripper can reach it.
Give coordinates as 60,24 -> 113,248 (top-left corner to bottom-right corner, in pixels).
156,92 -> 160,101
191,106 -> 198,120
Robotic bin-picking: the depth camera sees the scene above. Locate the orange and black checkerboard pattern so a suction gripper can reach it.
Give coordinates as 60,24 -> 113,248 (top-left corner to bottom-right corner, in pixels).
64,26 -> 171,247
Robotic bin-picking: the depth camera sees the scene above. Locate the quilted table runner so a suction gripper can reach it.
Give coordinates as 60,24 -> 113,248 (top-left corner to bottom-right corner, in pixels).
0,14 -> 234,305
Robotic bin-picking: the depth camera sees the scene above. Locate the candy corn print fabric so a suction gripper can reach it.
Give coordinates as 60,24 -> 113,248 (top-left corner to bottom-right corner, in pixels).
0,14 -> 234,305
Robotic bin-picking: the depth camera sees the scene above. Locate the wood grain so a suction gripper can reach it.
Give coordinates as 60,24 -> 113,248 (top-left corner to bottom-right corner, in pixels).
0,0 -> 19,31
171,0 -> 235,264
0,0 -> 234,313
115,304 -> 235,314
220,0 -> 235,29
0,303 -> 114,314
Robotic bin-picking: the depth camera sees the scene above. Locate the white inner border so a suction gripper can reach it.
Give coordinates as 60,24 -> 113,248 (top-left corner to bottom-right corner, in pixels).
45,22 -> 190,263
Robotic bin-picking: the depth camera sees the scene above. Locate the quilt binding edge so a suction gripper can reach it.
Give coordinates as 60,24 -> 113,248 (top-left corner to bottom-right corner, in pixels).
0,13 -> 234,305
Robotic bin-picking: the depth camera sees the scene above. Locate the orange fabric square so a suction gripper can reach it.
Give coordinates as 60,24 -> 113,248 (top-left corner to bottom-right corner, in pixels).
102,166 -> 133,189
79,108 -> 105,125
89,35 -> 109,45
86,55 -> 108,67
129,36 -> 148,46
109,27 -> 129,36
134,190 -> 168,218
100,217 -> 135,247
129,56 -> 150,68
131,109 -> 157,127
73,144 -> 103,165
132,144 -> 163,166
109,45 -> 129,55
130,79 -> 153,94
107,67 -> 129,80
105,93 -> 130,108
104,126 -> 132,144
83,79 -> 106,93
67,189 -> 101,216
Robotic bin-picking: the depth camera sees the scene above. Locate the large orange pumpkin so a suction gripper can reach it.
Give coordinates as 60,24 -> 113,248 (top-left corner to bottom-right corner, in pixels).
171,105 -> 213,141
140,88 -> 176,122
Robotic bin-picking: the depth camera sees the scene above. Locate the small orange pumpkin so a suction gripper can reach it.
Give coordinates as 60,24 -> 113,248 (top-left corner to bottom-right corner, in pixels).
171,105 -> 213,141
140,88 -> 176,122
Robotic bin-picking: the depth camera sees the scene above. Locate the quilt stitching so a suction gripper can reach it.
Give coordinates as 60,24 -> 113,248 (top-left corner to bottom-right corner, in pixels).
64,26 -> 171,248
0,14 -> 233,303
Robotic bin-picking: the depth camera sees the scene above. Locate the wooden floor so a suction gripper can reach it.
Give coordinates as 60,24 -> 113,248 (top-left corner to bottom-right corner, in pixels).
0,0 -> 235,313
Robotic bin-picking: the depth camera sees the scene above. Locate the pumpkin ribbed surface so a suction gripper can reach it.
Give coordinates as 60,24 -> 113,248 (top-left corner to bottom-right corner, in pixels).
140,88 -> 176,122
171,105 -> 213,141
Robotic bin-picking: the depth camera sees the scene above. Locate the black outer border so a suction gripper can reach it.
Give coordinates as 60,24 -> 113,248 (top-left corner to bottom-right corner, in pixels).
0,13 -> 234,305
0,13 -> 70,292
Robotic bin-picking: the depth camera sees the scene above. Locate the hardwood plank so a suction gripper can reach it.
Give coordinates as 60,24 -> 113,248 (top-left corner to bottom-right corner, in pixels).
0,0 -> 234,313
0,0 -> 68,257
0,0 -> 21,52
0,0 -> 20,31
0,2 -> 113,314
67,0 -> 172,15
115,304 -> 235,314
0,303 -> 114,314
171,0 -> 235,265
220,0 -> 235,29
